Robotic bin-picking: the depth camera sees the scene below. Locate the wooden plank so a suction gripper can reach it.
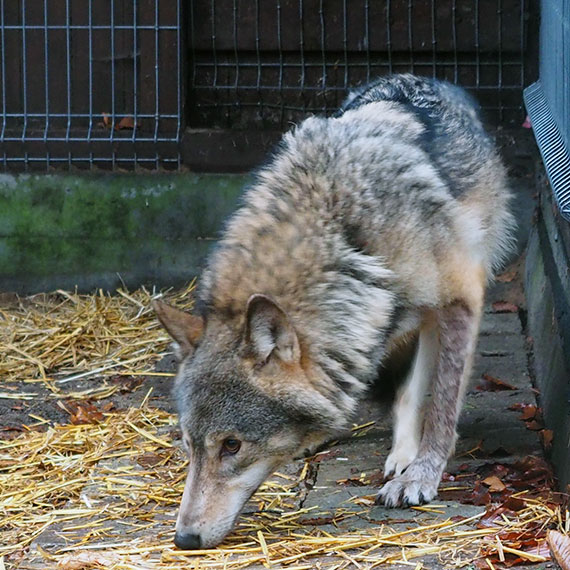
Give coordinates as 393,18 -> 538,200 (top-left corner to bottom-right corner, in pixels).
157,0 -> 181,135
138,0 -> 157,137
71,0 -> 91,128
181,128 -> 282,172
22,0 -> 46,124
189,0 -> 525,53
2,1 -> 22,120
46,0 -> 68,122
91,1 -> 113,127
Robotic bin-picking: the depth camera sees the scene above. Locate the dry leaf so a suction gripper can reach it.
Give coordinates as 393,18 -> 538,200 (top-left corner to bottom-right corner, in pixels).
491,301 -> 519,313
547,530 -> 570,570
115,115 -> 139,130
476,374 -> 516,392
496,269 -> 518,283
540,429 -> 554,450
482,475 -> 506,493
57,551 -> 120,569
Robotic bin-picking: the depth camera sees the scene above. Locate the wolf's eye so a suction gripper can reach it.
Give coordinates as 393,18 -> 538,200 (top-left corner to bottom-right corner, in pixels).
221,438 -> 241,456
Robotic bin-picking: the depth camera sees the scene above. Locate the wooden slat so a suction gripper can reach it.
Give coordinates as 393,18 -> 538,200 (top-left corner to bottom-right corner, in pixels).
2,1 -> 22,119
189,0 -> 525,54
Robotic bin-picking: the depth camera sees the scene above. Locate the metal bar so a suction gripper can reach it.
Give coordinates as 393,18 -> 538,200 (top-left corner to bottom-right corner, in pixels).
1,24 -> 177,30
176,0 -> 181,168
65,0 -> 71,166
386,0 -> 393,73
497,0 -> 503,121
232,0 -> 240,126
0,0 -> 6,165
21,0 -> 27,146
277,0 -> 285,125
451,0 -> 458,83
43,0 -> 49,169
255,0 -> 263,124
475,0 -> 480,87
111,0 -> 117,168
132,0 -> 138,147
87,0 -> 93,168
431,0 -> 436,77
154,0 -> 159,168
319,0 -> 327,112
365,0 -> 371,82
408,0 -> 414,73
342,0 -> 348,89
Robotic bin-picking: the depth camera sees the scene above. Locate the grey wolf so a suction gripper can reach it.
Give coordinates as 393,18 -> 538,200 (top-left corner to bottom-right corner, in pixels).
153,74 -> 514,550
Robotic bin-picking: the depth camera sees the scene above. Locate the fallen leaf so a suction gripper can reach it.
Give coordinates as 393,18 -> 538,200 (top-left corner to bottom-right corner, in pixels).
101,112 -> 111,128
525,420 -> 544,431
109,374 -> 144,393
58,401 -> 104,425
115,115 -> 140,130
482,475 -> 507,493
497,269 -> 518,283
477,374 -> 516,392
503,496 -> 526,511
540,429 -> 554,450
57,551 -> 120,569
492,301 -> 519,313
547,530 -> 570,569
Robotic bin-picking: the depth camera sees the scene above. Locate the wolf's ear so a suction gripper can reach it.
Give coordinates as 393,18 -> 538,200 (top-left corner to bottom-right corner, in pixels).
152,300 -> 204,360
245,294 -> 300,365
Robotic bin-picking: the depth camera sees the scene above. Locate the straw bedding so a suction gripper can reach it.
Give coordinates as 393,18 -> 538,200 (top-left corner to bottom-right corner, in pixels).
0,285 -> 567,569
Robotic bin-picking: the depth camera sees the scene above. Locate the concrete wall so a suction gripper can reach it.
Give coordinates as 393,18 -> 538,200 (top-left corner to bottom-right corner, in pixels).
0,173 -> 248,294
525,174 -> 570,490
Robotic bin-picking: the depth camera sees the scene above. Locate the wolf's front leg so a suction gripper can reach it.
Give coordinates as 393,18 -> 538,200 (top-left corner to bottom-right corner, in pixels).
384,315 -> 438,478
377,300 -> 481,507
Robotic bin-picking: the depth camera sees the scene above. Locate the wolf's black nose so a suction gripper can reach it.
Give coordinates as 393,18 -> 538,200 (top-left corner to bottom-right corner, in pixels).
174,531 -> 201,550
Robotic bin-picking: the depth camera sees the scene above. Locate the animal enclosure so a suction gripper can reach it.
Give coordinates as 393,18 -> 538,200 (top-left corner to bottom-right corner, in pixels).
0,0 -> 537,171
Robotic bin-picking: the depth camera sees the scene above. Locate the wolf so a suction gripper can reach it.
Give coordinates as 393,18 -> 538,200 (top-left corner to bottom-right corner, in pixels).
153,74 -> 515,550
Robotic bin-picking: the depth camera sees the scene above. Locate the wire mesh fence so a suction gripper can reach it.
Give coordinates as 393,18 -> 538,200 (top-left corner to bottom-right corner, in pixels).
0,0 -> 182,171
0,0 -> 536,172
188,0 -> 534,131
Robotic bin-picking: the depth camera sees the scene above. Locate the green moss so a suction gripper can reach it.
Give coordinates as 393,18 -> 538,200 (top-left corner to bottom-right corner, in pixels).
0,173 -> 248,292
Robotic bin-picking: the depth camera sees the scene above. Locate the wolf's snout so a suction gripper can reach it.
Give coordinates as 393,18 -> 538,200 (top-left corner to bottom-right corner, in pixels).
174,531 -> 201,550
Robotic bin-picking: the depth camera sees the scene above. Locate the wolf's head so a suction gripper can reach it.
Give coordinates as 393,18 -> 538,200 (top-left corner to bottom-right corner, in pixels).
153,295 -> 345,549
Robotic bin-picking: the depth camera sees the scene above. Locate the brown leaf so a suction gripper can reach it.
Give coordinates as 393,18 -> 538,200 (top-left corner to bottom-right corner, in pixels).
109,374 -> 144,393
525,420 -> 544,431
540,429 -> 554,450
115,115 -> 136,130
496,269 -> 518,283
482,475 -> 507,492
101,112 -> 112,128
137,452 -> 164,468
62,401 -> 104,425
519,404 -> 538,421
492,301 -> 519,313
477,373 -> 516,392
547,530 -> 570,569
57,551 -> 120,569
503,496 -> 526,511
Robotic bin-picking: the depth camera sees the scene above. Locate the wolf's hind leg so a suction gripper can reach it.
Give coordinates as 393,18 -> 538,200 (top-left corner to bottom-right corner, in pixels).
377,298 -> 482,507
384,314 -> 438,478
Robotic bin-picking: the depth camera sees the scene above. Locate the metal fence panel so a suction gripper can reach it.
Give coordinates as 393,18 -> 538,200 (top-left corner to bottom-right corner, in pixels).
188,0 -> 534,131
0,0 -> 182,171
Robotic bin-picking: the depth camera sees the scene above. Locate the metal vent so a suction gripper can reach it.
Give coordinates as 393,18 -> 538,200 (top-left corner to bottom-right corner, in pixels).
524,81 -> 570,222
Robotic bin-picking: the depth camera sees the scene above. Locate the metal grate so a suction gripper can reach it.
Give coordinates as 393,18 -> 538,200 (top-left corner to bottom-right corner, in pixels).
188,0 -> 535,131
0,0 -> 537,172
0,0 -> 182,171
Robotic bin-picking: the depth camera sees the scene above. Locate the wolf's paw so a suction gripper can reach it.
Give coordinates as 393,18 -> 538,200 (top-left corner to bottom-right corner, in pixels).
375,460 -> 440,507
384,441 -> 419,478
